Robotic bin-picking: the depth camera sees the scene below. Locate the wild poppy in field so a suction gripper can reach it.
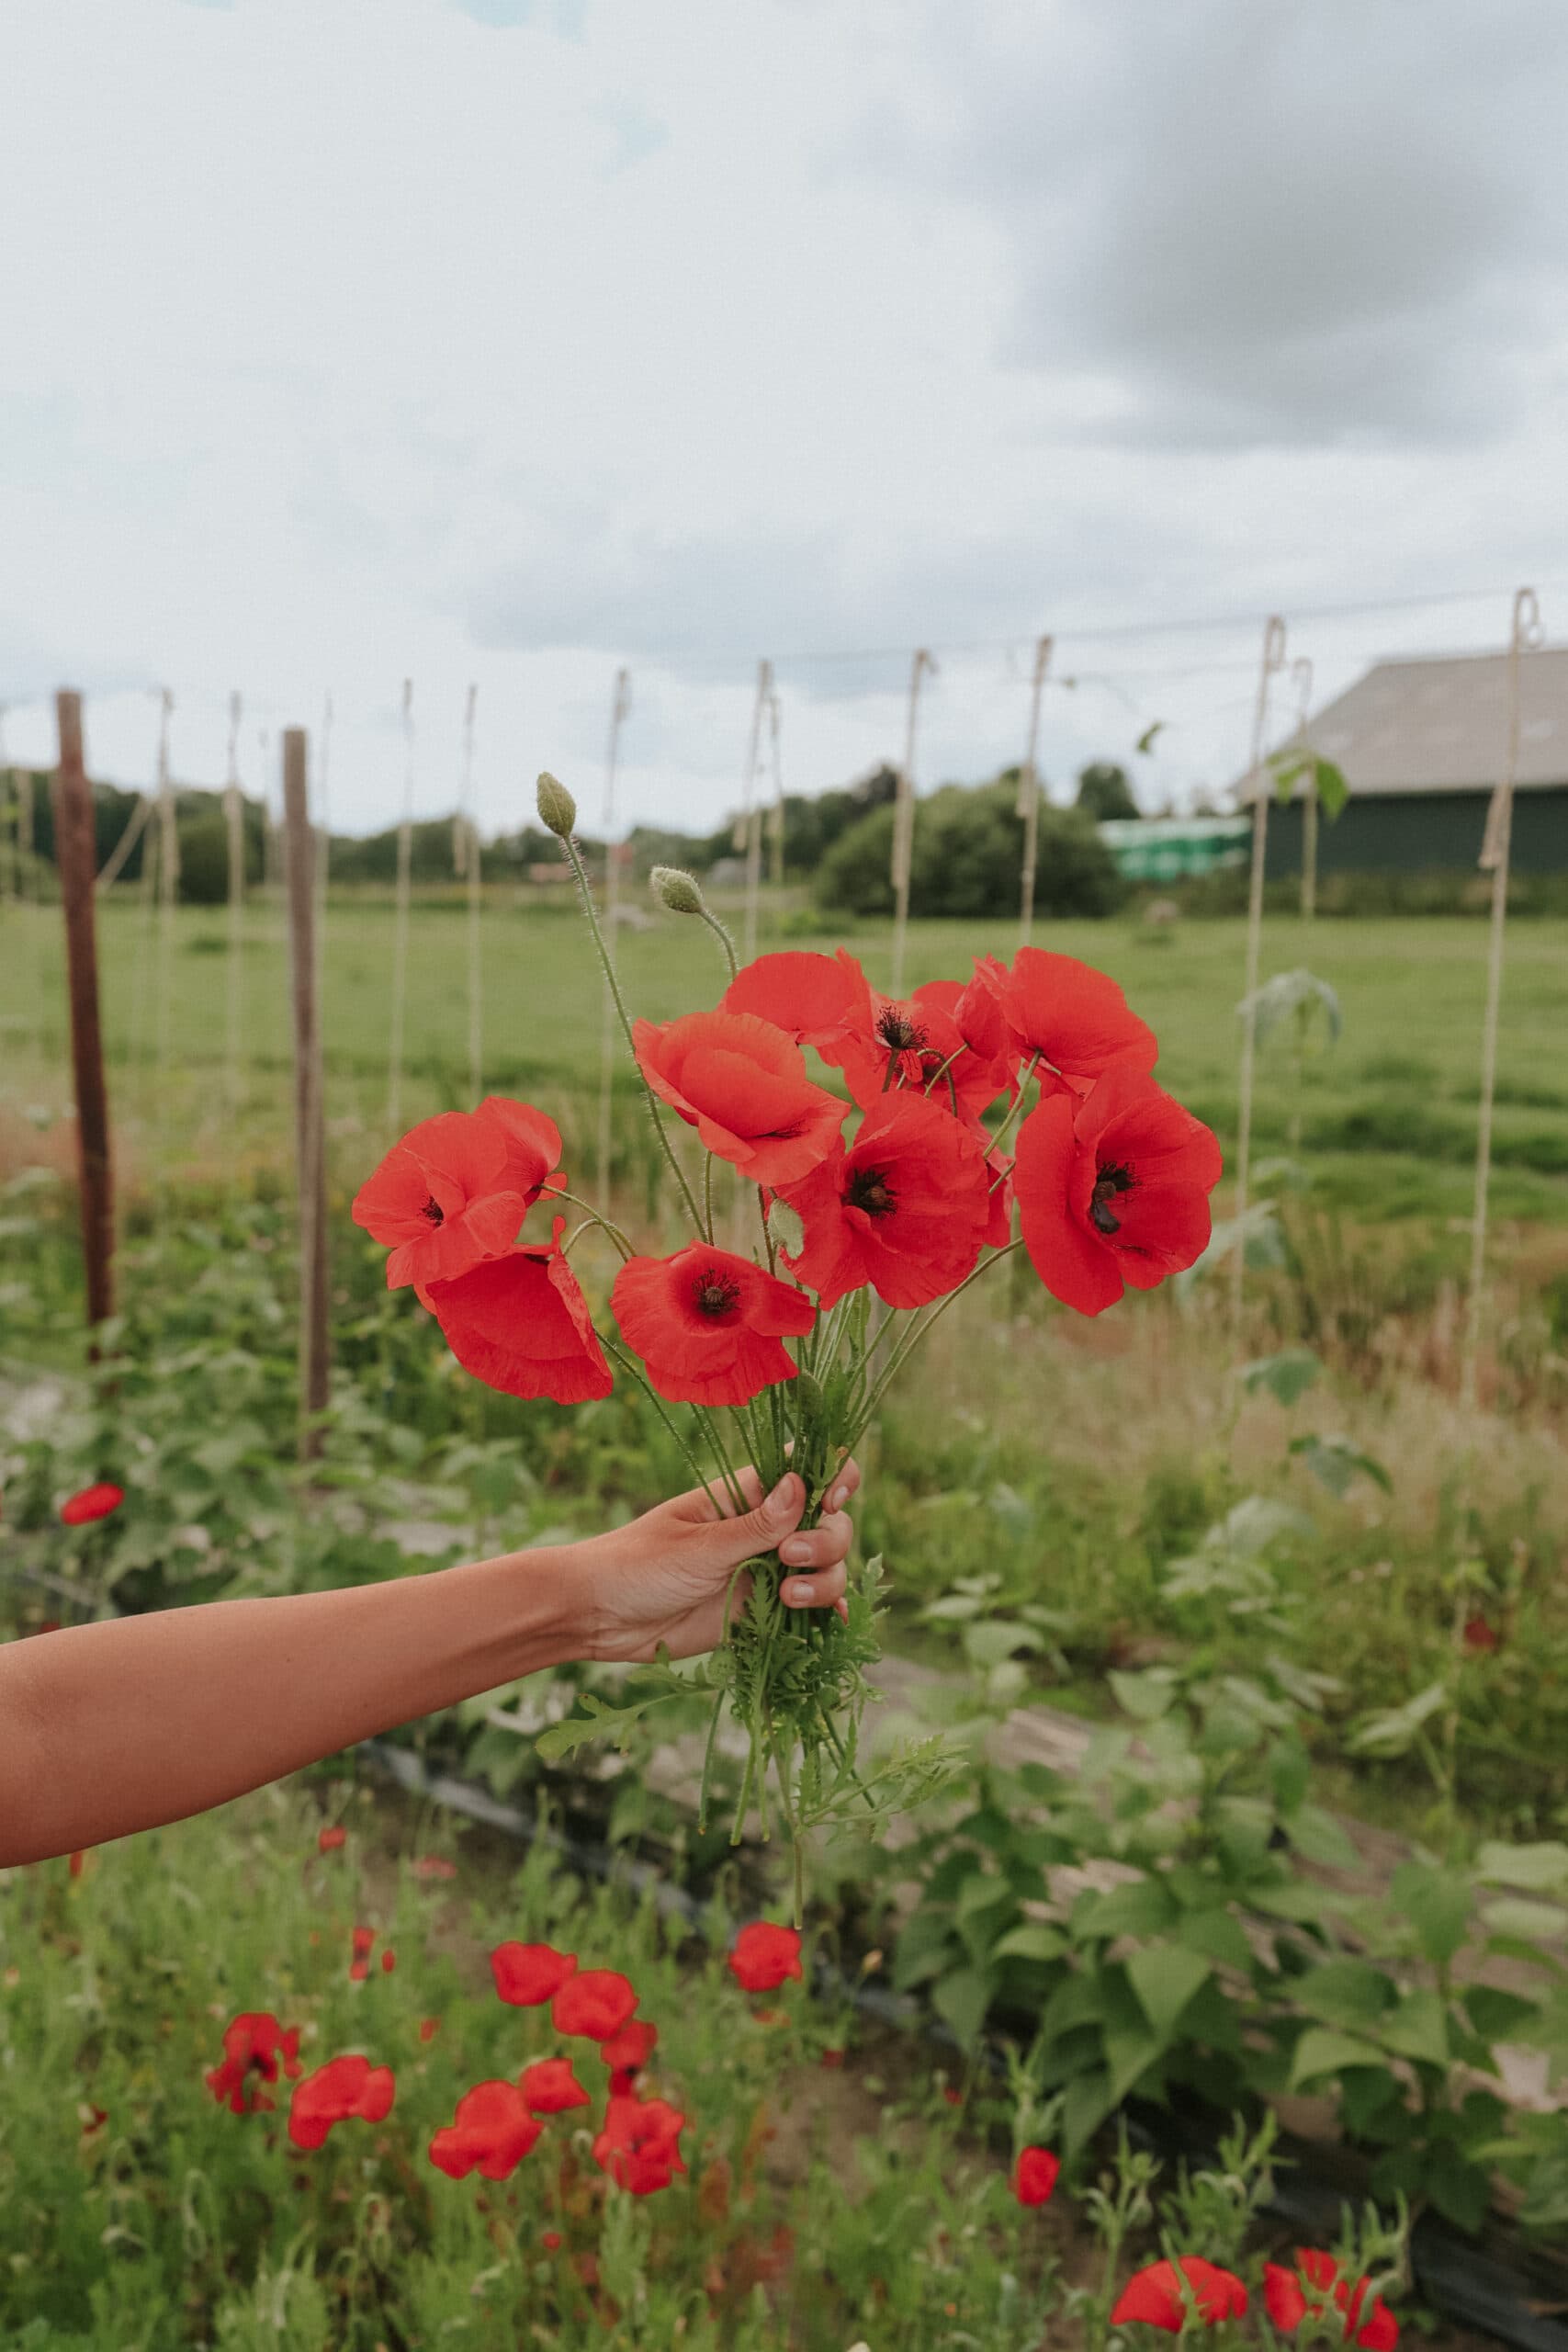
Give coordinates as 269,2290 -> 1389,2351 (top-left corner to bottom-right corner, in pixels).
491,1941 -> 578,2007
728,1922 -> 804,1993
611,1245 -> 815,1407
552,1969 -> 638,2041
976,947 -> 1157,1091
599,2018 -> 658,2077
349,1925 -> 376,1981
721,948 -> 869,1051
1013,2146 -> 1060,2207
1111,2256 -> 1249,2330
593,2092 -> 687,2196
1264,2252 -> 1399,2349
352,1099 -> 562,1291
1462,1613 -> 1500,1654
819,2048 -> 845,2070
288,2054 -> 395,2151
1015,1063 -> 1222,1316
205,2011 -> 302,2115
542,2229 -> 563,2252
983,1147 -> 1015,1249
412,1854 -> 458,1881
317,1825 -> 346,1854
632,1010 -> 847,1187
780,1092 -> 993,1309
825,973 -> 1016,1125
419,2018 -> 440,2043
520,2057 -> 592,2115
380,1949 -> 396,1974
60,1482 -> 124,1526
427,1226 -> 613,1403
428,2080 -> 543,2180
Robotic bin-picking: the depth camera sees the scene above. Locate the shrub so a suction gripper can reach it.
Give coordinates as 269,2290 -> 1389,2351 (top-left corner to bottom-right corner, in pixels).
816,778 -> 1124,921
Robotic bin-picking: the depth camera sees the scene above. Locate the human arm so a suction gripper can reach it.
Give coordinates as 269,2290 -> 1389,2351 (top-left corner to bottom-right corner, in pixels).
0,1463 -> 857,1867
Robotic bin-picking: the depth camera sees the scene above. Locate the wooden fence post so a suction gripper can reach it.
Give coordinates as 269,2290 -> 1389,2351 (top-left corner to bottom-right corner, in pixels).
282,728 -> 331,1458
51,691 -> 115,1345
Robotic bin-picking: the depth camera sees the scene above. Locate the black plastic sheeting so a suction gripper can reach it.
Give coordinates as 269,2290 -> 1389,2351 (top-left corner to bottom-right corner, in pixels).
358,1738 -> 1568,2352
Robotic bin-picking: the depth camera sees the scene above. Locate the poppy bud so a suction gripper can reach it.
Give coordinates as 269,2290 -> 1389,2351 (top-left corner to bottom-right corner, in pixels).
649,865 -> 708,917
536,772 -> 578,839
767,1198 -> 806,1259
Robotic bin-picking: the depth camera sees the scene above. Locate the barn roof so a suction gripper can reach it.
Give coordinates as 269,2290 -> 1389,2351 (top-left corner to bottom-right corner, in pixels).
1238,646 -> 1568,801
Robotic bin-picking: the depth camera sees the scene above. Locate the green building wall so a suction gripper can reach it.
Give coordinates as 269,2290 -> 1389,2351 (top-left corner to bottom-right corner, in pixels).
1264,787 -> 1568,877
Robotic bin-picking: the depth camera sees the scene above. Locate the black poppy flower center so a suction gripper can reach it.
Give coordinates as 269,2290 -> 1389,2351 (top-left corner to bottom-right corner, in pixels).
876,1004 -> 926,1054
693,1268 -> 742,1318
847,1165 -> 897,1217
422,1194 -> 446,1226
1090,1159 -> 1135,1237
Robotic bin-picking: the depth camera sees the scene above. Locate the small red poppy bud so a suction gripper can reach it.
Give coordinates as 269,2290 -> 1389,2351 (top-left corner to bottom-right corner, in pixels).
318,1826 -> 346,1854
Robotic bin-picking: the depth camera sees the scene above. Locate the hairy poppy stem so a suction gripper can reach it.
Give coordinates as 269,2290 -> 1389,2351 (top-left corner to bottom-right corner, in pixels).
854,1240 -> 1023,1438
552,1188 -> 635,1261
558,830 -> 707,1234
986,1052 -> 1043,1163
599,1336 -> 726,1513
703,1152 -> 716,1245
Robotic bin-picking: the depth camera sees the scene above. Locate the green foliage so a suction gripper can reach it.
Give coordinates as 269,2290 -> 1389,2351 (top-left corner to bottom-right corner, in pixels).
816,778 -> 1122,921
1074,761 -> 1140,822
1270,747 -> 1351,822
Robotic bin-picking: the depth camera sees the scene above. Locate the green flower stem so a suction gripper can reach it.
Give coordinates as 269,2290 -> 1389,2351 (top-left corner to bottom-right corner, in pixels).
703,1152 -> 716,1245
559,830 -> 706,1233
985,1052 -> 1043,1164
757,1184 -> 776,1272
599,1335 -> 727,1514
852,1240 -> 1023,1441
551,1187 -> 636,1261
697,906 -> 739,982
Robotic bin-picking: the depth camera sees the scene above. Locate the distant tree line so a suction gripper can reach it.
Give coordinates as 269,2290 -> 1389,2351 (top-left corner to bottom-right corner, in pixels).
6,754 -> 1141,918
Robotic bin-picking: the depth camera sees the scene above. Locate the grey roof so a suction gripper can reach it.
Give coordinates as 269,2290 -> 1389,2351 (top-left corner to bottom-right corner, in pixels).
1237,646 -> 1568,802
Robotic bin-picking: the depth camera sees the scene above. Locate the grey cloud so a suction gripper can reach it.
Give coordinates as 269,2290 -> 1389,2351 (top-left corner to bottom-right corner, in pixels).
847,0 -> 1568,448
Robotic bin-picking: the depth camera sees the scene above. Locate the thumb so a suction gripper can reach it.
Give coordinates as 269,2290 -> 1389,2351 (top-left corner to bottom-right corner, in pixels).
705,1471 -> 806,1564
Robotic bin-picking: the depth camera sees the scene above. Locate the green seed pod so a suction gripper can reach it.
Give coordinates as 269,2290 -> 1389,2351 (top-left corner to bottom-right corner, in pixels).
649,865 -> 709,917
536,772 -> 578,839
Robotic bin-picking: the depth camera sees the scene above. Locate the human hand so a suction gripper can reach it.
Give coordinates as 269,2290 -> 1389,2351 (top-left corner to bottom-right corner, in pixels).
570,1461 -> 863,1666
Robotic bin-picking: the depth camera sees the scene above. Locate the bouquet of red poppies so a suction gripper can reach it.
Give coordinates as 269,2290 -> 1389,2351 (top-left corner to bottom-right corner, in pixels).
354,772 -> 1221,1909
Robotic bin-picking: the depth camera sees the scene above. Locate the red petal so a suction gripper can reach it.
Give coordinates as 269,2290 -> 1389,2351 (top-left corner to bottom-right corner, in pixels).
1014,1096 -> 1122,1315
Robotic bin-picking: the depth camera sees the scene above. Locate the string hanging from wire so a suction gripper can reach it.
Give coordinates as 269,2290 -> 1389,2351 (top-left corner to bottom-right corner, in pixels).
1461,586 -> 1543,1413
386,679 -> 415,1133
595,666 -> 633,1194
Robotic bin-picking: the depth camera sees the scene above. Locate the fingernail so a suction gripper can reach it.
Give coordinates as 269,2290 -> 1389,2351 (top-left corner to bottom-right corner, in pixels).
828,1485 -> 847,1512
784,1579 -> 813,1604
778,1537 -> 811,1566
768,1473 -> 798,1509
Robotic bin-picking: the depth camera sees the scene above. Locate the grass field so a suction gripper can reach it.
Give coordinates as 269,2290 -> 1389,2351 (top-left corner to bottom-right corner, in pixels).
3,894 -> 1567,1231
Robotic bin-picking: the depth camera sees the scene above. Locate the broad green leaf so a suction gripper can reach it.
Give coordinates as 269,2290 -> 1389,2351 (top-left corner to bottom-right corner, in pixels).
931,1965 -> 995,2046
1176,1906 -> 1257,1975
991,1923 -> 1068,1965
1286,1804 -> 1359,1871
1346,1681 -> 1449,1758
1379,1986 -> 1450,2068
1391,1861 -> 1471,1967
1108,1668 -> 1178,1722
1481,1896 -> 1568,1941
1072,1877 -> 1178,1943
1294,1960 -> 1395,2031
1127,1943 -> 1212,2039
1473,1840 -> 1568,1896
1240,1349 -> 1321,1407
1462,1984 -> 1542,2042
1062,2068 -> 1115,2159
1105,2021 -> 1167,2105
1314,757 -> 1349,821
1290,2027 -> 1388,2088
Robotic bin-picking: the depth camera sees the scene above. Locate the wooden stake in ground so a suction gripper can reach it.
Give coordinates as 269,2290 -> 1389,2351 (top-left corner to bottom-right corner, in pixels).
456,682 -> 482,1101
386,678 -> 414,1133
224,690 -> 246,1110
889,647 -> 936,998
1018,633 -> 1054,947
766,681 -> 785,888
282,727 -> 331,1460
1228,614 -> 1288,1346
1461,587 -> 1542,1413
595,666 -> 633,1193
51,691 -> 115,1343
739,658 -> 772,963
1290,657 -> 1318,923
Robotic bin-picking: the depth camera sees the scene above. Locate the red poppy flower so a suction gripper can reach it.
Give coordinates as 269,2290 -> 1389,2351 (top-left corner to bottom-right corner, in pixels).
380,1949 -> 396,1974
983,1148 -> 1015,1249
1013,2146 -> 1060,2207
205,2011 -> 302,2115
419,2018 -> 440,2043
317,1825 -> 346,1854
633,1010 -> 847,1186
1015,1064 -> 1222,1316
1463,1614 -> 1500,1654
426,1226 -> 613,1404
1265,2253 -> 1399,2350
976,947 -> 1157,1090
60,1482 -> 123,1527
288,2054 -> 395,2151
491,1941 -> 578,2007
428,2080 -> 543,2181
352,1099 -> 562,1291
824,974 -> 1017,1125
820,2048 -> 845,2070
542,2229 -> 563,2252
67,1849 -> 86,1878
80,2103 -> 109,2137
593,2092 -> 687,2196
728,1922 -> 804,1993
348,1925 -> 376,1982
780,1092 -> 992,1309
721,949 -> 870,1050
552,1969 -> 638,2041
520,2057 -> 592,2115
611,1245 -> 814,1407
412,1855 -> 458,1881
600,2019 -> 659,2076
1111,2256 -> 1249,2330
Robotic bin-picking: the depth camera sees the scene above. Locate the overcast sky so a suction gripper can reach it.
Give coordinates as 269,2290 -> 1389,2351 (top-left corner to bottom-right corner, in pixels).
5,0 -> 1567,838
